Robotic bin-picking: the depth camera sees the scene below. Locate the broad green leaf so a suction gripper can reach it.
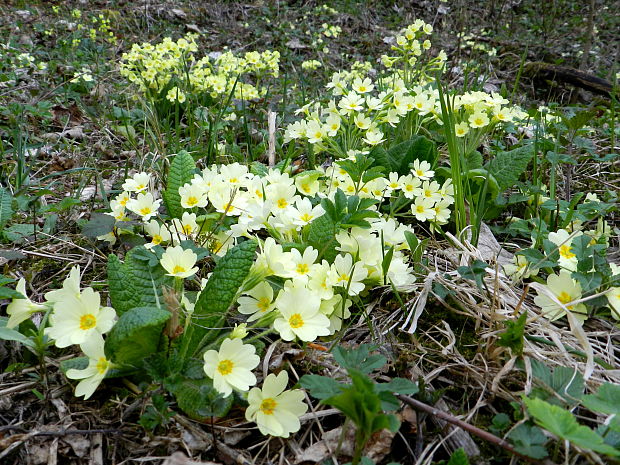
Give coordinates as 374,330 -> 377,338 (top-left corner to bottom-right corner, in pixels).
186,240 -> 257,356
582,383 -> 620,415
333,344 -> 386,374
82,213 -> 116,238
376,378 -> 419,396
0,286 -> 26,299
0,325 -> 35,348
307,213 -> 338,262
447,448 -> 470,465
166,376 -> 233,420
163,150 -> 196,219
524,396 -> 620,456
384,135 -> 437,175
300,375 -> 343,400
104,306 -> 170,367
125,246 -> 174,308
486,145 -> 534,192
497,312 -> 527,356
3,223 -> 39,243
507,423 -> 548,459
0,187 -> 14,230
529,359 -> 584,407
107,254 -> 141,315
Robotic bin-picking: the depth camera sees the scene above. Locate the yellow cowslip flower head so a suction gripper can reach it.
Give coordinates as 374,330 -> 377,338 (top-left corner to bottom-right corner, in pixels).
245,371 -> 307,438
534,271 -> 587,322
166,87 -> 186,103
6,278 -> 47,328
160,245 -> 199,279
44,287 -> 116,348
66,334 -> 113,399
203,337 -> 260,397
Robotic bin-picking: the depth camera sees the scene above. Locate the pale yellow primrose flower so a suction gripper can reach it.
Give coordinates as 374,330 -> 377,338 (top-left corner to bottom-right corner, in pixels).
66,334 -> 114,400
238,281 -> 276,322
45,265 -> 81,303
126,192 -> 161,222
606,287 -> 620,320
160,245 -> 199,278
534,271 -> 587,323
245,371 -> 308,438
122,172 -> 150,193
203,337 -> 260,397
273,283 -> 330,341
6,278 -> 47,328
45,288 -> 116,348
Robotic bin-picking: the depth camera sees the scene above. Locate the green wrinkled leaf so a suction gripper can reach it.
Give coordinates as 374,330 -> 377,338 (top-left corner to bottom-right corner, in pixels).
166,376 -> 233,420
186,240 -> 257,356
524,396 -> 620,456
582,383 -> 620,415
107,254 -> 141,315
163,150 -> 196,219
0,187 -> 14,230
104,306 -> 170,367
307,213 -> 338,262
486,145 -> 534,192
82,213 -> 116,239
125,246 -> 174,308
383,135 -> 437,175
376,378 -> 419,396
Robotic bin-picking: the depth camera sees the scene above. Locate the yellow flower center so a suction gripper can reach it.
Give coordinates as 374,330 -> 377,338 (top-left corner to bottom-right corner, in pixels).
259,398 -> 277,415
300,213 -> 313,222
96,357 -> 109,375
559,244 -> 575,259
558,291 -> 574,310
405,184 -> 414,191
172,265 -> 186,274
301,183 -> 310,193
229,177 -> 238,183
296,263 -> 310,275
289,313 -> 304,329
338,273 -> 350,283
416,205 -> 425,213
139,207 -> 152,216
79,314 -> 97,330
182,224 -> 193,235
186,196 -> 198,206
135,183 -> 145,191
257,297 -> 271,312
152,234 -> 162,245
424,189 -> 432,197
217,359 -> 234,375
474,118 -> 484,126
277,198 -> 288,209
119,197 -> 129,206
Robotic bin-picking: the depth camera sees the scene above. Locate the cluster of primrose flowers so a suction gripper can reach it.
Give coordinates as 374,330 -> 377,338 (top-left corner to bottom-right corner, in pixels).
380,20 -> 447,86
120,34 -> 280,104
503,193 -> 619,324
0,46 -> 47,75
285,22 -> 528,157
